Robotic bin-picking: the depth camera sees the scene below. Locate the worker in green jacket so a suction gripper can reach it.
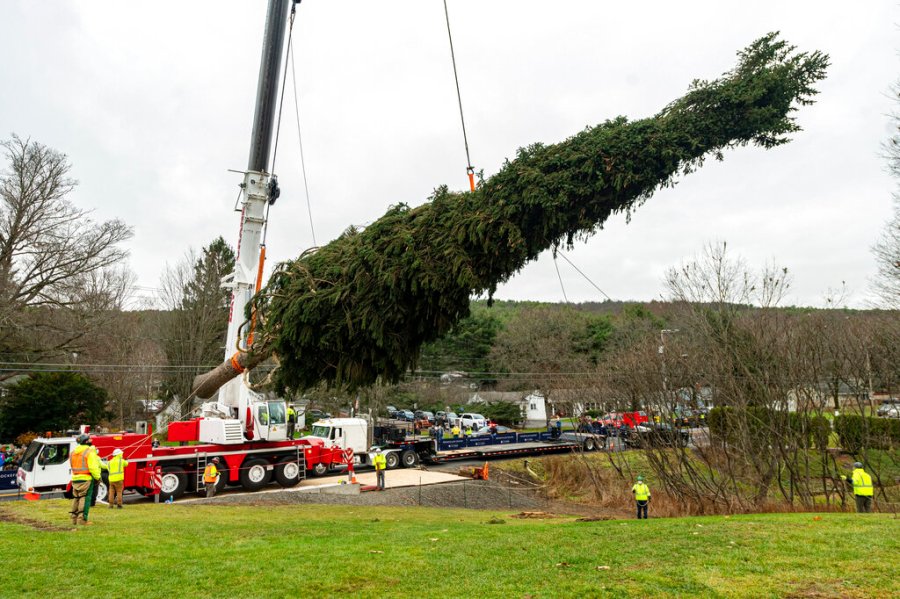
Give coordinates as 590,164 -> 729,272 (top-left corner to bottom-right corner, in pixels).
844,462 -> 874,513
107,448 -> 128,509
632,475 -> 651,519
286,405 -> 297,439
69,434 -> 102,526
372,448 -> 387,491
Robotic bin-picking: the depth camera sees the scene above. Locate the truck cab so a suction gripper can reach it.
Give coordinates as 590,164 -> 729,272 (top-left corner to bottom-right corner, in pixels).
306,418 -> 370,454
17,437 -> 77,496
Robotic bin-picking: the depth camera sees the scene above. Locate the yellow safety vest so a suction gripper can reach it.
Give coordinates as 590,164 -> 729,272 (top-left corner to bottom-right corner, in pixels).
851,469 -> 873,497
203,464 -> 219,484
451,427 -> 460,437
373,453 -> 386,471
632,482 -> 651,501
108,455 -> 128,482
70,445 -> 100,482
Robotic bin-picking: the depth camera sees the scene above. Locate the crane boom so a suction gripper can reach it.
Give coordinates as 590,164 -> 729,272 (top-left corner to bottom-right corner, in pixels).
202,0 -> 295,443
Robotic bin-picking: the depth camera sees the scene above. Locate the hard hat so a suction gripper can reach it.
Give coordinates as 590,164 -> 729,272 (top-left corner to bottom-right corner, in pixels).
112,448 -> 123,456
375,448 -> 382,453
212,457 -> 220,463
76,433 -> 91,445
853,462 -> 862,469
636,475 -> 644,481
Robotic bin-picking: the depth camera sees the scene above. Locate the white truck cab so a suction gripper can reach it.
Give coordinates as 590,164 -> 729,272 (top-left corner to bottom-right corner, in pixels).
16,437 -> 95,497
306,418 -> 370,454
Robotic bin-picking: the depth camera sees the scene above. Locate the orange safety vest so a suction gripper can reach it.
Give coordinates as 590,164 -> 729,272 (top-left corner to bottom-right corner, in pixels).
70,445 -> 95,479
203,463 -> 218,484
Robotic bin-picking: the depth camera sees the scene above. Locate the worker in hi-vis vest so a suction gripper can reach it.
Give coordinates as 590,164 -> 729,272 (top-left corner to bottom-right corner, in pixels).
373,448 -> 387,491
69,433 -> 102,526
844,462 -> 874,513
286,404 -> 297,439
107,448 -> 128,509
632,475 -> 651,519
203,457 -> 221,498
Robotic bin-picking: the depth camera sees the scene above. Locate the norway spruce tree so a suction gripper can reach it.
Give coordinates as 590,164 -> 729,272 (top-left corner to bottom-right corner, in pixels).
193,33 -> 828,397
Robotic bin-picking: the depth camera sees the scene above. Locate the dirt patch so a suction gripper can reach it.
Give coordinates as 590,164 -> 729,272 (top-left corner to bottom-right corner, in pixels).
575,515 -> 614,522
510,511 -> 556,519
0,508 -> 70,532
784,581 -> 861,598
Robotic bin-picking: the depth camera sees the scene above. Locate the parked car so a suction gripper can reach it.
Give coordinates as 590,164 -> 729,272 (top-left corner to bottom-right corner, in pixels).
385,405 -> 398,415
395,410 -> 415,422
414,410 -> 435,423
472,425 -> 512,436
458,413 -> 487,429
877,399 -> 900,418
632,423 -> 691,448
306,409 -> 332,422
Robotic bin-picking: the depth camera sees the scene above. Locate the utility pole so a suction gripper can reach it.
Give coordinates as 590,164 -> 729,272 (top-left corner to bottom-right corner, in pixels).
659,329 -> 679,407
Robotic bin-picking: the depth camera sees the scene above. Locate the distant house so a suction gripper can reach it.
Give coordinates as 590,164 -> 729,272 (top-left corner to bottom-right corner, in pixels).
468,391 -> 548,427
787,380 -> 869,412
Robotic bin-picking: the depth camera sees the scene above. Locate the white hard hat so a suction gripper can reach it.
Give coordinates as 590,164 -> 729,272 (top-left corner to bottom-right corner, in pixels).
375,447 -> 382,453
112,448 -> 123,456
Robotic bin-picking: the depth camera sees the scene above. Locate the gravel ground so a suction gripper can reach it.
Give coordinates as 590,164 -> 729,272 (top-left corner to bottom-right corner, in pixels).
203,479 -> 544,510
202,477 -> 607,517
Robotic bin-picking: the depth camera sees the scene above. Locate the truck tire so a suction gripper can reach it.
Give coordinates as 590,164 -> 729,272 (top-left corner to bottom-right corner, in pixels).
400,450 -> 418,468
311,462 -> 328,476
92,472 -> 109,505
275,460 -> 302,487
583,437 -> 596,452
239,458 -> 272,491
385,451 -> 400,469
160,467 -> 188,499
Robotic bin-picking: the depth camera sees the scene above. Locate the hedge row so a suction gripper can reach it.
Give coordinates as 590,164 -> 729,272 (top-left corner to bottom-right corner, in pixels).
708,407 -> 831,449
834,415 -> 900,452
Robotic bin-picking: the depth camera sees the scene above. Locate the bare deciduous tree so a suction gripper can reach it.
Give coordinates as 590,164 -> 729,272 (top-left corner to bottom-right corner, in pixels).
0,135 -> 133,375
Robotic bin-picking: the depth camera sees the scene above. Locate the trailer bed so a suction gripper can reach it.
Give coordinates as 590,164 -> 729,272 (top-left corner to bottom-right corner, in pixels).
430,439 -> 579,462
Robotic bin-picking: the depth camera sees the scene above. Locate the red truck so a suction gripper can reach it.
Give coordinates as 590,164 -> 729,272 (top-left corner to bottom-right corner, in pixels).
17,424 -> 345,501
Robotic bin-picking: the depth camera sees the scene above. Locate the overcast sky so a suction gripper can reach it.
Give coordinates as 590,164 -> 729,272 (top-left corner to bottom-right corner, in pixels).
1,1 -> 896,309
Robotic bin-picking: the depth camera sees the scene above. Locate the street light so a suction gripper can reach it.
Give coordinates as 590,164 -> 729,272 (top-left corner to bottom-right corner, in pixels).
659,329 -> 679,405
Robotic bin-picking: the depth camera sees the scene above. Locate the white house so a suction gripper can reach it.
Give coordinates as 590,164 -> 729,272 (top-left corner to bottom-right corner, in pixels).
468,390 -> 548,428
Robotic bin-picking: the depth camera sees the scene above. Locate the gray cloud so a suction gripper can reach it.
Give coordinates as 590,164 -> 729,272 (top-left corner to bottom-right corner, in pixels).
1,0 -> 894,308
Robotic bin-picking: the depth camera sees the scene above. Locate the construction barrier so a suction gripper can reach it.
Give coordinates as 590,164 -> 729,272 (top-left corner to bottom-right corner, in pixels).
0,471 -> 17,492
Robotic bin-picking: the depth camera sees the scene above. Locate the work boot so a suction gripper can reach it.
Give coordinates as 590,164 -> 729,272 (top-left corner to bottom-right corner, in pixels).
82,520 -> 94,526
117,505 -> 123,509
109,504 -> 114,509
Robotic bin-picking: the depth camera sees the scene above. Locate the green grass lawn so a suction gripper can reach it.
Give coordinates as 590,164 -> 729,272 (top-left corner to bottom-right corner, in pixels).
1,500 -> 897,598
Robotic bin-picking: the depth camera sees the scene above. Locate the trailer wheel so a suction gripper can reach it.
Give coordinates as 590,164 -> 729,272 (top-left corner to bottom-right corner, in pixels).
385,451 -> 400,469
275,460 -> 302,487
583,437 -> 596,452
160,467 -> 188,499
400,450 -> 418,468
311,462 -> 328,477
239,458 -> 272,491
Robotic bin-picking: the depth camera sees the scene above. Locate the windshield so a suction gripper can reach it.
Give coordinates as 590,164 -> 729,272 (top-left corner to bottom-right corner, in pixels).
268,401 -> 286,425
311,425 -> 331,438
19,441 -> 43,473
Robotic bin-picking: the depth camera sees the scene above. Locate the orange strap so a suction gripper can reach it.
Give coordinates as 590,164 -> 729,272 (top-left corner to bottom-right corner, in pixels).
230,353 -> 245,374
467,168 -> 475,192
247,245 -> 267,345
